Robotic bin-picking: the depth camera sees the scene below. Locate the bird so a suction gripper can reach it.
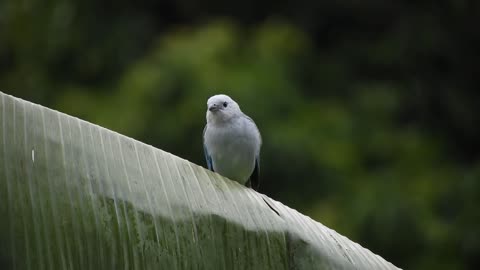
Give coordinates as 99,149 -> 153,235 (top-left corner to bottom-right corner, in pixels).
203,94 -> 262,190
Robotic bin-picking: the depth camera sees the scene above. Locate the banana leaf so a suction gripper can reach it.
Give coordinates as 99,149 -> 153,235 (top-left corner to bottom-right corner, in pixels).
0,91 -> 400,269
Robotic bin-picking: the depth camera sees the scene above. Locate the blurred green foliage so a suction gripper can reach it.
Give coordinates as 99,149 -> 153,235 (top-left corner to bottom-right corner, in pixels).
1,0 -> 479,269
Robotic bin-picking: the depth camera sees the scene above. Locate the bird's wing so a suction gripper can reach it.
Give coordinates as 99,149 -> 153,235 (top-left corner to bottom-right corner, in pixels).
249,156 -> 260,191
242,113 -> 261,191
203,125 -> 214,171
242,113 -> 262,145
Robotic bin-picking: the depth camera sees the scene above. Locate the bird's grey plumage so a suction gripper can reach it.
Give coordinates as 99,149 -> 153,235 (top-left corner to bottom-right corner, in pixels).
203,94 -> 261,190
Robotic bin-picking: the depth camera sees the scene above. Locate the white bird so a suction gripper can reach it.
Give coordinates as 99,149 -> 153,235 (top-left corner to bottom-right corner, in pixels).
203,94 -> 262,190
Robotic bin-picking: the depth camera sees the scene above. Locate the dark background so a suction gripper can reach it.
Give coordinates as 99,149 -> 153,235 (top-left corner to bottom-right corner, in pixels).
1,1 -> 479,269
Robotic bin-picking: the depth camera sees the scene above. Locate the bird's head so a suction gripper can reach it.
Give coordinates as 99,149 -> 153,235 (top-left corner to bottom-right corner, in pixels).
206,94 -> 242,123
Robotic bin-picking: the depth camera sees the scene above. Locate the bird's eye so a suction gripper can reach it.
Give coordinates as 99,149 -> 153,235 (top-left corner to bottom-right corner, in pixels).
223,102 -> 228,108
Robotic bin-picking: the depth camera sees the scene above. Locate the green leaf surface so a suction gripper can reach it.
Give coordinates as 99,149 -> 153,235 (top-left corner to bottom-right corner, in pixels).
0,91 -> 400,269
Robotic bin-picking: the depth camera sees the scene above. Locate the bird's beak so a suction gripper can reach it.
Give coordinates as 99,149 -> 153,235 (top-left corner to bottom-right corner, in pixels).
208,104 -> 219,112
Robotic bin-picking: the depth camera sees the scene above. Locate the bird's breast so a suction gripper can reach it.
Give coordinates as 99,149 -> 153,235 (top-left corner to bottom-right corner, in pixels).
205,123 -> 258,184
